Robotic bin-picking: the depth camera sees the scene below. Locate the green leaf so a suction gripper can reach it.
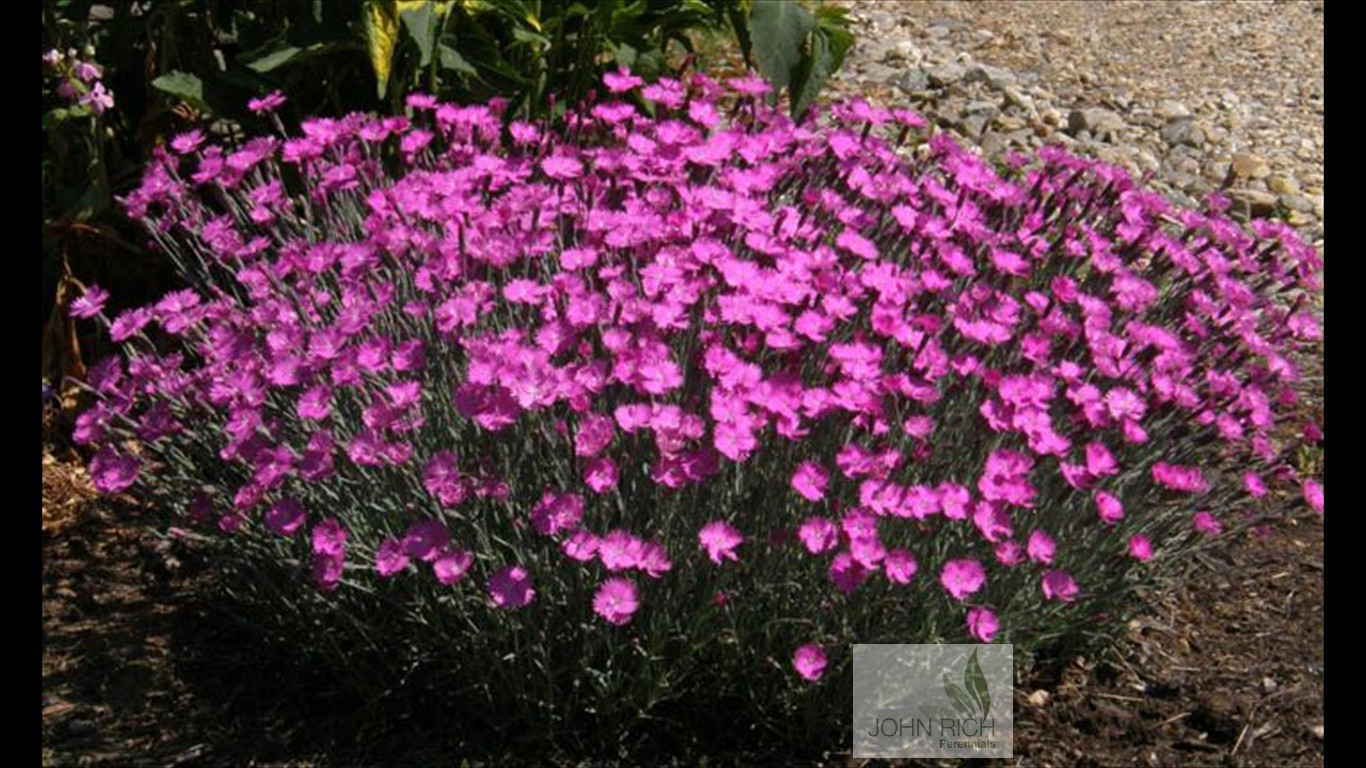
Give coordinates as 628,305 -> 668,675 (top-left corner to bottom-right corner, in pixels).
789,5 -> 853,117
151,71 -> 209,111
363,0 -> 401,99
245,44 -> 303,73
964,649 -> 991,719
400,2 -> 439,66
943,674 -> 976,718
438,43 -> 478,76
747,0 -> 814,93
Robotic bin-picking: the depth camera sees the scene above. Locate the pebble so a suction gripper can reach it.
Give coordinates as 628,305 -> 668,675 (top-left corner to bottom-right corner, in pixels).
1230,152 -> 1272,180
1161,119 -> 1205,148
1067,107 -> 1125,140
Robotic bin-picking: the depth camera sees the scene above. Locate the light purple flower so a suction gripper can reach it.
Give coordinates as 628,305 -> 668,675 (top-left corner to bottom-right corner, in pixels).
966,606 -> 1000,643
698,520 -> 743,565
1041,570 -> 1079,602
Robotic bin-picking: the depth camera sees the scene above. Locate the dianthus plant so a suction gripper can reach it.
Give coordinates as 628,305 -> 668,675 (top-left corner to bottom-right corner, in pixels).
72,70 -> 1323,747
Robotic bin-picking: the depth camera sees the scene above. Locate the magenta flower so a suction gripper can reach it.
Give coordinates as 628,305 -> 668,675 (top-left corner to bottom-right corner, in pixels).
1192,511 -> 1222,536
602,68 -> 643,93
1095,491 -> 1124,525
403,519 -> 450,562
792,643 -> 827,682
69,285 -> 109,319
790,461 -> 829,502
828,552 -> 870,595
883,549 -> 919,585
966,606 -> 1000,643
1026,530 -> 1056,565
592,578 -> 639,626
248,90 -> 287,114
698,520 -> 743,565
798,516 -> 840,555
1127,535 -> 1153,562
88,447 -> 138,494
1243,472 -> 1268,499
995,540 -> 1025,568
1303,479 -> 1324,514
584,457 -> 619,494
561,530 -> 599,563
312,552 -> 344,592
432,548 -> 474,586
940,559 -> 987,601
1041,570 -> 1079,602
488,565 -> 536,609
265,498 -> 307,537
598,529 -> 644,571
311,519 -> 347,559
530,490 -> 584,537
80,82 -> 114,114
375,537 -> 410,577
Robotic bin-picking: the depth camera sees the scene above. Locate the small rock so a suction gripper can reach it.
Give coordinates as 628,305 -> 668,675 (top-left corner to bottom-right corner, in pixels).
1267,175 -> 1300,195
1261,676 -> 1278,692
964,63 -> 1016,90
1157,99 -> 1192,120
883,40 -> 922,65
1067,107 -> 1124,140
1161,119 -> 1205,148
926,63 -> 967,88
1001,86 -> 1036,115
1280,194 -> 1315,213
1310,724 -> 1324,740
1026,689 -> 1050,707
1229,189 -> 1278,218
893,68 -> 930,94
1229,152 -> 1272,180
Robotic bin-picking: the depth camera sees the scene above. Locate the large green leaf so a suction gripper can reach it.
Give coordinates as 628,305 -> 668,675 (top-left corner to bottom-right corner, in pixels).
150,71 -> 209,112
245,43 -> 303,73
400,2 -> 439,66
438,43 -> 478,76
788,5 -> 852,117
747,0 -> 813,93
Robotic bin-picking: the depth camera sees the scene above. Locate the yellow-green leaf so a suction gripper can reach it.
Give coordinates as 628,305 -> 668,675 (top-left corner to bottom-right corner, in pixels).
364,0 -> 401,98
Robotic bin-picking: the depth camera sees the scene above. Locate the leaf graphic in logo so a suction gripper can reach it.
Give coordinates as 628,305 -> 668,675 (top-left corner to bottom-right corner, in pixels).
943,673 -> 977,718
964,649 -> 991,719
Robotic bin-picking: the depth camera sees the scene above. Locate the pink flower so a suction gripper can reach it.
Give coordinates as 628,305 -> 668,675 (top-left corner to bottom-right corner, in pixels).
966,606 -> 1000,642
829,552 -> 870,594
940,559 -> 987,601
1095,491 -> 1124,525
698,520 -> 743,565
792,643 -> 827,682
530,490 -> 584,537
602,68 -> 644,93
584,457 -> 619,493
1243,472 -> 1268,499
1026,530 -> 1056,565
265,498 -> 306,537
432,548 -> 474,585
1192,511 -> 1222,536
561,530 -> 600,562
995,540 -> 1025,567
1105,387 -> 1146,422
592,578 -> 639,625
311,519 -> 347,559
791,461 -> 829,502
1303,479 -> 1324,514
488,565 -> 536,609
89,447 -> 138,494
798,517 -> 840,555
375,537 -> 410,577
1127,535 -> 1153,562
403,519 -> 450,562
69,285 -> 109,319
883,549 -> 919,585
248,90 -> 287,114
1041,570 -> 1079,602
1085,442 -> 1118,477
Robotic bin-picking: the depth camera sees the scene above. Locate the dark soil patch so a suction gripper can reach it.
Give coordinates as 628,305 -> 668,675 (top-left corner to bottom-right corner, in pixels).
42,457 -> 1323,767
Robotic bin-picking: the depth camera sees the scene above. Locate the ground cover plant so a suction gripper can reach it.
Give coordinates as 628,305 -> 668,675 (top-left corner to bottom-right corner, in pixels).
70,70 -> 1324,756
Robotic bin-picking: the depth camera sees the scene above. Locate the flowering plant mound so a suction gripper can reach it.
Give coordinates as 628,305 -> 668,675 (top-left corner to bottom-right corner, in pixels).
74,71 -> 1323,748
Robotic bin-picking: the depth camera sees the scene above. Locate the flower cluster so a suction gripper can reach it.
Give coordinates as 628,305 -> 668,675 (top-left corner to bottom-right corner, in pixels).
76,70 -> 1323,692
42,47 -> 114,114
